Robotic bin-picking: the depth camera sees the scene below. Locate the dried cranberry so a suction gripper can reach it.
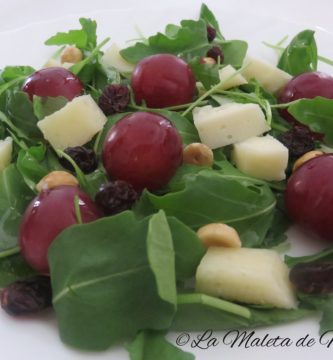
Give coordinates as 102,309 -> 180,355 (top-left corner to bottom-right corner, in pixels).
206,46 -> 224,63
206,26 -> 216,42
0,276 -> 52,316
290,262 -> 333,294
278,126 -> 315,159
60,146 -> 98,174
95,180 -> 138,216
98,84 -> 130,116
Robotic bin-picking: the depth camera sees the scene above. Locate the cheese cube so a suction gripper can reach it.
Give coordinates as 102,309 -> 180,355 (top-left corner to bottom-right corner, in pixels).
218,65 -> 248,90
232,135 -> 288,181
242,56 -> 292,94
37,95 -> 107,150
101,43 -> 135,73
193,103 -> 270,149
196,247 -> 297,309
0,137 -> 12,171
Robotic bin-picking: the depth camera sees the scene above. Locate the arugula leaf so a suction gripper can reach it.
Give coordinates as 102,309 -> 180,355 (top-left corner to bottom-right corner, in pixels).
45,18 -> 97,51
278,30 -> 317,76
172,293 -> 312,331
262,207 -> 290,248
0,254 -> 36,288
199,3 -> 224,40
285,247 -> 333,268
128,331 -> 195,360
121,20 -> 210,63
220,40 -> 248,68
1,66 -> 35,82
288,97 -> 333,145
135,166 -> 276,247
0,165 -> 34,253
189,57 -> 220,89
49,211 -> 177,350
6,91 -> 42,139
33,96 -> 68,120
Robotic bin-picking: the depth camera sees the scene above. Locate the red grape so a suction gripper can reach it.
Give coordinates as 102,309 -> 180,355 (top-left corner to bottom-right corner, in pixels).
102,112 -> 183,191
22,67 -> 83,101
279,71 -> 333,125
19,185 -> 100,274
131,54 -> 196,108
285,154 -> 333,241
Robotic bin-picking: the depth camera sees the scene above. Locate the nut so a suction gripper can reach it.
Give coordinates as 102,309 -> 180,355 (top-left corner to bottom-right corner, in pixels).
293,150 -> 324,172
183,143 -> 214,167
60,46 -> 83,64
197,223 -> 242,248
36,171 -> 79,192
200,57 -> 216,65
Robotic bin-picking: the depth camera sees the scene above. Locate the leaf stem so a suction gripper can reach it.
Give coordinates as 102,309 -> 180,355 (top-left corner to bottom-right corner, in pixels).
128,100 -> 209,112
74,195 -> 83,224
0,246 -> 20,259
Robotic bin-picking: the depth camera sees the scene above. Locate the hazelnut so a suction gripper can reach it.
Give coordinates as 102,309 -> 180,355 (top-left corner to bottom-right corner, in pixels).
183,143 -> 214,167
197,223 -> 242,248
293,150 -> 324,172
60,46 -> 83,64
36,171 -> 79,192
200,57 -> 216,65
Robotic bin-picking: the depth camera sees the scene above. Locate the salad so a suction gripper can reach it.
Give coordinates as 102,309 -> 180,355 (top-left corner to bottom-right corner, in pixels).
0,3 -> 333,359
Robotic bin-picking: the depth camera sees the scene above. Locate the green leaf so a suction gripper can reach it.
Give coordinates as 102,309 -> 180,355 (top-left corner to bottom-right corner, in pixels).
136,166 -> 276,247
33,96 -> 68,120
1,66 -> 35,82
221,40 -> 248,68
49,211 -> 177,350
285,247 -> 333,268
172,293 -> 312,331
128,331 -> 195,360
79,18 -> 97,49
277,30 -> 317,76
262,207 -> 290,248
0,165 -> 34,253
6,90 -> 42,139
189,57 -> 220,89
288,97 -> 333,145
45,30 -> 88,48
0,254 -> 36,288
199,3 -> 224,40
121,20 -> 209,63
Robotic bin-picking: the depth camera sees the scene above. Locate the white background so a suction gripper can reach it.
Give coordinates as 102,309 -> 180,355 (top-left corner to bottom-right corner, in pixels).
0,1 -> 333,360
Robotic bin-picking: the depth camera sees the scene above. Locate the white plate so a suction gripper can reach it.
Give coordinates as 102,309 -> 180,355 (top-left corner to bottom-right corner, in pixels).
0,2 -> 332,360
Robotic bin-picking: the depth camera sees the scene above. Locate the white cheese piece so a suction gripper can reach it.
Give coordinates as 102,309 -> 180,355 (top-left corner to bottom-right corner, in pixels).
196,247 -> 297,309
0,137 -> 13,172
242,56 -> 292,94
37,95 -> 107,150
218,65 -> 247,90
101,43 -> 135,73
43,59 -> 73,70
193,103 -> 270,149
232,135 -> 289,181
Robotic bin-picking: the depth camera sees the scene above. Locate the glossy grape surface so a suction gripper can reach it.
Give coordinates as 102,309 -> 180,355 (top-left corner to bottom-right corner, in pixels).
285,154 -> 333,242
19,186 -> 100,274
279,71 -> 333,124
22,67 -> 83,101
131,54 -> 196,108
102,112 -> 183,191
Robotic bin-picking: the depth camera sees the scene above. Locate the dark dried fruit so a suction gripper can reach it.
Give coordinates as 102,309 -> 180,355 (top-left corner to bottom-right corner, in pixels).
95,180 -> 138,216
278,125 -> 315,159
60,146 -> 98,174
0,276 -> 52,316
206,26 -> 216,42
206,46 -> 224,63
289,262 -> 333,294
98,84 -> 130,116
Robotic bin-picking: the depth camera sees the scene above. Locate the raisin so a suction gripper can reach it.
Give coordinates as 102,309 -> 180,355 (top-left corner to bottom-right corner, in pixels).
206,46 -> 224,63
206,26 -> 216,42
60,146 -> 98,174
95,180 -> 138,216
289,262 -> 333,294
98,84 -> 130,116
278,125 -> 315,159
0,276 -> 52,316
